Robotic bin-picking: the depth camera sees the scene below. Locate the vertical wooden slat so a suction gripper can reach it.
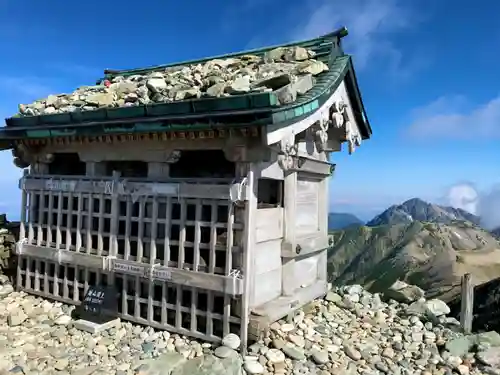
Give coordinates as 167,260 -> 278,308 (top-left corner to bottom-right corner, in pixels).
122,197 -> 132,316
74,192 -> 83,301
84,196 -> 94,293
161,197 -> 171,325
124,198 -> 132,259
27,192 -> 35,244
133,197 -> 142,318
54,191 -> 63,297
224,204 -> 234,275
137,197 -> 145,262
47,191 -> 54,246
63,192 -> 73,299
134,276 -> 140,319
97,193 -> 105,255
176,200 -> 187,330
460,273 -> 474,334
86,196 -> 94,253
43,261 -> 49,295
206,201 -> 218,337
75,192 -> 83,252
191,200 -> 202,333
147,196 -> 158,323
164,197 -> 172,265
178,200 -> 187,268
109,171 -> 120,287
73,266 -> 79,302
55,191 -> 63,249
36,191 -> 44,247
208,202 -> 217,274
222,203 -> 235,338
193,201 -> 202,272
65,192 -> 73,251
33,191 -> 45,292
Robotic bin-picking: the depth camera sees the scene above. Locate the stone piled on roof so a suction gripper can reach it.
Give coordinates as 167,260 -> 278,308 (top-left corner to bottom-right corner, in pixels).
16,46 -> 329,118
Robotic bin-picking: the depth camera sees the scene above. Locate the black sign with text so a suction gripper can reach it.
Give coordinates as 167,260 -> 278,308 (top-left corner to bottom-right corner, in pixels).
76,285 -> 118,324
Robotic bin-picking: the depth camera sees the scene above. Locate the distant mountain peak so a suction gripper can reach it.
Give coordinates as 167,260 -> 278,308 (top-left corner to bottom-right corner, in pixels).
366,197 -> 480,227
403,197 -> 428,205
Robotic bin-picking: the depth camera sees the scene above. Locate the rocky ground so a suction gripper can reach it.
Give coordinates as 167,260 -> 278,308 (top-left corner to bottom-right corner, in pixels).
0,279 -> 498,375
16,46 -> 328,118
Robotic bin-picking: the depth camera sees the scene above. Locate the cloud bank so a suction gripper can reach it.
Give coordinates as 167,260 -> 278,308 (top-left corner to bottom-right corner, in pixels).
408,95 -> 500,139
230,0 -> 426,77
445,182 -> 500,229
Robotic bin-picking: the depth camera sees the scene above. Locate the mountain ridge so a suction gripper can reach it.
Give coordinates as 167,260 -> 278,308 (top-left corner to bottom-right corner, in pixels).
327,220 -> 500,302
366,197 -> 481,227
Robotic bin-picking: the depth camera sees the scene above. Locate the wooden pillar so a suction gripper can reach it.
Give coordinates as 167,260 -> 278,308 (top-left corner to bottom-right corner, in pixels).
85,161 -> 106,177
32,162 -> 49,175
241,162 -> 257,355
282,169 -> 297,296
148,162 -> 170,178
460,273 -> 474,334
317,175 -> 329,282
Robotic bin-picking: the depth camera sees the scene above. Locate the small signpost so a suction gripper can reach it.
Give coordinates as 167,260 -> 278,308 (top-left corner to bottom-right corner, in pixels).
76,285 -> 118,325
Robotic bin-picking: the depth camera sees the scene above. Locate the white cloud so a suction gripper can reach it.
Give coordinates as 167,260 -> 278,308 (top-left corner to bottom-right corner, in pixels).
407,95 -> 500,138
288,0 -> 414,70
0,76 -> 54,101
232,0 -> 426,76
445,182 -> 500,230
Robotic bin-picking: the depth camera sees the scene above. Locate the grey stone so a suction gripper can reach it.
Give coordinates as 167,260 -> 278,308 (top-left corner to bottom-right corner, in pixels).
85,92 -> 114,107
0,284 -> 13,298
445,336 -> 474,357
8,309 -> 27,326
243,359 -> 265,374
146,78 -> 167,93
252,73 -> 291,90
385,280 -> 425,303
265,348 -> 286,364
222,333 -> 241,350
311,349 -> 329,364
296,59 -> 329,75
282,344 -> 306,361
325,291 -> 342,303
344,344 -> 362,361
476,347 -> 500,367
225,76 -> 251,94
424,299 -> 450,318
214,345 -> 237,359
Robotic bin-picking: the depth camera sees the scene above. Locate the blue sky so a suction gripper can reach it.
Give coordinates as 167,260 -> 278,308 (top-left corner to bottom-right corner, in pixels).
0,0 -> 499,223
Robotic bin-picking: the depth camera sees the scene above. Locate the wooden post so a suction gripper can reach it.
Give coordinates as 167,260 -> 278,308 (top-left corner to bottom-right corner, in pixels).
460,273 -> 474,334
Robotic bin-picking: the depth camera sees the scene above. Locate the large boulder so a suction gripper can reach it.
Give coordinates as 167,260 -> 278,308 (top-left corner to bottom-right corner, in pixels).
384,280 -> 425,303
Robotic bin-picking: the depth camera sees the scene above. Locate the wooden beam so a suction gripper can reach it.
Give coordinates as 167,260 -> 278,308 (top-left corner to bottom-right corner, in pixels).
287,156 -> 334,177
21,176 -> 250,201
15,243 -> 244,295
281,233 -> 330,259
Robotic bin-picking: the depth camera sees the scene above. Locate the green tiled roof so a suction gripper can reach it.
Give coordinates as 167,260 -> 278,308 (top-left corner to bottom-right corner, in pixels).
0,26 -> 371,145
